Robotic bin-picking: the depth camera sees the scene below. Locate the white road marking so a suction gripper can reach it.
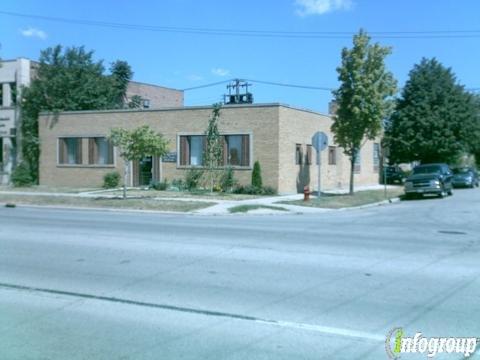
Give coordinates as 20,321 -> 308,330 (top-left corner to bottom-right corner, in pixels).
256,319 -> 385,341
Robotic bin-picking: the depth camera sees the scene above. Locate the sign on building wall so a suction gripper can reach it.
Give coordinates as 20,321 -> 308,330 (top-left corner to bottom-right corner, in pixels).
162,152 -> 177,163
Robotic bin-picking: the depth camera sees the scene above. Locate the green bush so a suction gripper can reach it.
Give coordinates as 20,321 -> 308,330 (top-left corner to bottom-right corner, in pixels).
232,184 -> 276,195
151,179 -> 168,191
220,166 -> 236,192
185,167 -> 204,191
171,178 -> 186,191
103,171 -> 120,189
251,161 -> 262,188
261,186 -> 276,195
11,162 -> 34,187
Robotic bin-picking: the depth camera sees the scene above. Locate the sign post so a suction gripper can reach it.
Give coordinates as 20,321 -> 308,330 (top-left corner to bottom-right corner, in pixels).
382,145 -> 390,200
312,132 -> 328,198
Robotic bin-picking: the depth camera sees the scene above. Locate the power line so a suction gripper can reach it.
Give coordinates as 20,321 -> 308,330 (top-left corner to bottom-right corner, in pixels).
2,10 -> 480,39
182,79 -> 334,92
245,79 -> 333,91
182,80 -> 232,91
183,78 -> 480,93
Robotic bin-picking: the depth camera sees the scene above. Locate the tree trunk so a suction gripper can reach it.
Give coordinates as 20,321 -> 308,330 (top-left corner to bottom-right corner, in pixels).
123,159 -> 129,200
349,155 -> 355,195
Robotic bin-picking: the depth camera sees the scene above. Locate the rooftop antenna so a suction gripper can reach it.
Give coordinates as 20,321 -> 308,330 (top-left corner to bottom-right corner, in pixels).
224,79 -> 253,105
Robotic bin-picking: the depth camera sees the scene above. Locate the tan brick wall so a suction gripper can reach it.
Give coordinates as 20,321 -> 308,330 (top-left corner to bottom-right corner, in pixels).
39,105 -> 279,189
126,81 -> 184,108
39,104 -> 380,193
278,106 -> 380,193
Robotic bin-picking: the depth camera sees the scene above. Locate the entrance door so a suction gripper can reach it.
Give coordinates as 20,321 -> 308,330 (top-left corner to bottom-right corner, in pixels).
139,156 -> 153,186
133,157 -> 153,186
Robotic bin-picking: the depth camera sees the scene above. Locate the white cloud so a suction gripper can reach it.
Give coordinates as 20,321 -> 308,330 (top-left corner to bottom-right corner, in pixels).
211,67 -> 230,77
187,74 -> 204,81
20,27 -> 47,40
295,0 -> 353,16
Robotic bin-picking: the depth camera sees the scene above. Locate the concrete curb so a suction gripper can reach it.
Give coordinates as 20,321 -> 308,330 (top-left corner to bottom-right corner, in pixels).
0,202 -> 198,216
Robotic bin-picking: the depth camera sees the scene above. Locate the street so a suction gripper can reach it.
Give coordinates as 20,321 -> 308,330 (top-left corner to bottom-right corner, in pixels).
1,189 -> 479,359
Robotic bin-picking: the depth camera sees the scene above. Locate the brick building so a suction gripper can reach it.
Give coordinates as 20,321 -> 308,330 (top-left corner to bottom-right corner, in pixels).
38,103 -> 381,194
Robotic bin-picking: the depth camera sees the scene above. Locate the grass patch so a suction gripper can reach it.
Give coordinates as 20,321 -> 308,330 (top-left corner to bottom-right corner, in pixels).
0,194 -> 213,212
107,188 -> 266,201
0,185 -> 100,194
281,188 -> 404,209
228,204 -> 288,214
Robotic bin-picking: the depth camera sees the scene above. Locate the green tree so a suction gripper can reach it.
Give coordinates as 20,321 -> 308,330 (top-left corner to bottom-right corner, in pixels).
386,58 -> 478,164
128,95 -> 143,109
251,161 -> 262,188
331,29 -> 397,194
20,45 -> 133,182
203,103 -> 223,192
109,125 -> 169,199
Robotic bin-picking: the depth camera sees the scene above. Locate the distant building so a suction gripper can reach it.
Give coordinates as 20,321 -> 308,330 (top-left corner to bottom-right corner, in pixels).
126,81 -> 183,109
0,58 -> 38,184
38,103 -> 381,193
0,57 -> 183,184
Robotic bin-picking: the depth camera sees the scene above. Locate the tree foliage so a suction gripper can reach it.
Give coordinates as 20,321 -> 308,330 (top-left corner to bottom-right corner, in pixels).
251,161 -> 263,188
203,103 -> 224,192
385,58 -> 480,164
109,125 -> 169,198
20,45 -> 133,182
331,29 -> 397,194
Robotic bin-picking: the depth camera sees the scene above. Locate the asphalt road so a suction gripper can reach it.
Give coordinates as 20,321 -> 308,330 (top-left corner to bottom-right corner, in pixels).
1,188 -> 479,359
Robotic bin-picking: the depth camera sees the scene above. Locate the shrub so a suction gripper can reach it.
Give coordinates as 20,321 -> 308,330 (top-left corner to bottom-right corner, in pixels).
151,179 -> 168,191
185,167 -> 204,191
220,166 -> 236,192
232,184 -> 277,195
251,161 -> 262,188
261,186 -> 276,195
11,162 -> 34,187
171,178 -> 186,191
103,171 -> 120,189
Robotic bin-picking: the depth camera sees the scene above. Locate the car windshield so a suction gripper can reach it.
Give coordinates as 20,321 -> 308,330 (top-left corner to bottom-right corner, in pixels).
453,168 -> 471,175
413,166 -> 441,175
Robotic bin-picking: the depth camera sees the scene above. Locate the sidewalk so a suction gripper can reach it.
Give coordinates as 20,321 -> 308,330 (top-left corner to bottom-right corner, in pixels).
0,184 -> 399,215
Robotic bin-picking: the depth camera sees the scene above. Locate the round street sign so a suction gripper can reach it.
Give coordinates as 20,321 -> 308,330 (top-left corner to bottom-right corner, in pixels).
312,131 -> 328,152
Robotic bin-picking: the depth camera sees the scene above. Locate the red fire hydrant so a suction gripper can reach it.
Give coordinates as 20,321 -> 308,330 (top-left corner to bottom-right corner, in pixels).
304,186 -> 310,201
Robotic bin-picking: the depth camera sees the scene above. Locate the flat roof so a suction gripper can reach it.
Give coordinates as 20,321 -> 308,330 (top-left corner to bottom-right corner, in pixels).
127,80 -> 183,93
39,103 -> 330,118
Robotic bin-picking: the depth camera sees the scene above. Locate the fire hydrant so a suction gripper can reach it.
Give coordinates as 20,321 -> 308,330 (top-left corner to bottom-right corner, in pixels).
303,186 -> 310,201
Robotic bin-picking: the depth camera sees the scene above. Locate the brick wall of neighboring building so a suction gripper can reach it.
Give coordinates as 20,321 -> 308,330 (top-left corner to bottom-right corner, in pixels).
126,81 -> 184,108
38,104 -> 380,193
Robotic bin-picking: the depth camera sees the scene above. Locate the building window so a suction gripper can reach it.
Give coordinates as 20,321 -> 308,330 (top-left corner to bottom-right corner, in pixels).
295,144 -> 303,165
373,143 -> 380,173
328,146 -> 337,165
306,145 -> 312,165
0,137 -> 3,170
179,134 -> 250,167
179,135 -> 205,166
225,135 -> 249,167
88,137 -> 114,165
59,138 -> 83,165
143,99 -> 150,109
354,149 -> 361,173
10,83 -> 17,105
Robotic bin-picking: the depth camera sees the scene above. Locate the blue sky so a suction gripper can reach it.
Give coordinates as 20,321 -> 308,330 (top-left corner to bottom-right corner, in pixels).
1,0 -> 479,112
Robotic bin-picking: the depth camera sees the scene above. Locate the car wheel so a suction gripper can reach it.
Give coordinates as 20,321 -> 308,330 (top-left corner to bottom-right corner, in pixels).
448,188 -> 453,196
438,187 -> 446,198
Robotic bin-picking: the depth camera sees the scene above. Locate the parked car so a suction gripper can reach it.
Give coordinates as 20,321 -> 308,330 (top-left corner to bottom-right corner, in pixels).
380,165 -> 406,184
452,167 -> 479,188
404,163 -> 453,198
